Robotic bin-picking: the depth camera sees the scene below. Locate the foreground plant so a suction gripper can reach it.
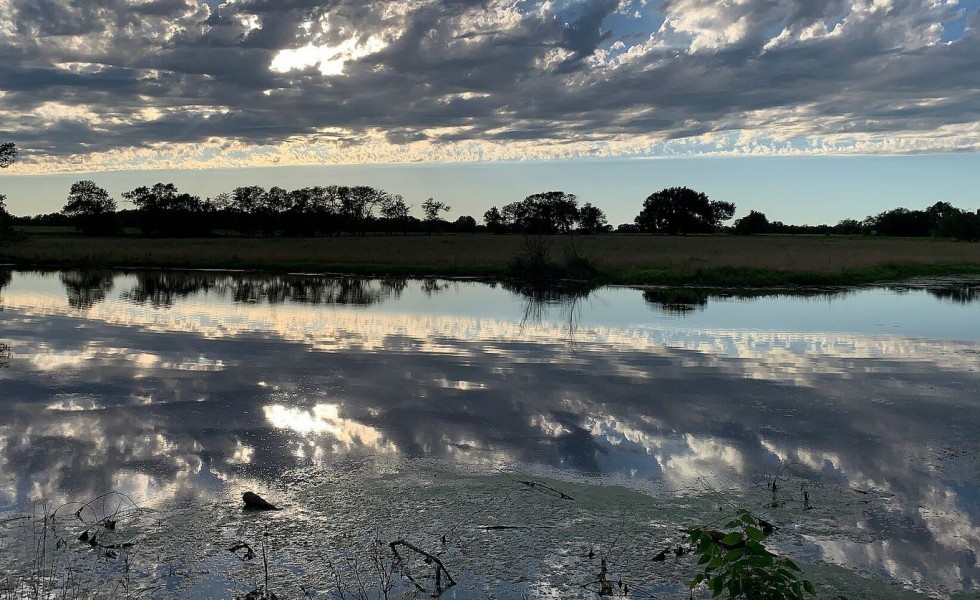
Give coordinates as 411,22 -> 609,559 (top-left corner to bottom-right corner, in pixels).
688,510 -> 816,599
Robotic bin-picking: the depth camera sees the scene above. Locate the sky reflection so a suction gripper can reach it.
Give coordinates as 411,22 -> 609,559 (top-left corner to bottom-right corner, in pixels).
0,270 -> 978,596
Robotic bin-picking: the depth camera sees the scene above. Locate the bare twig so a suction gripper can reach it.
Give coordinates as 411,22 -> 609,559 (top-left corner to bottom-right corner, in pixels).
389,539 -> 456,596
499,469 -> 575,500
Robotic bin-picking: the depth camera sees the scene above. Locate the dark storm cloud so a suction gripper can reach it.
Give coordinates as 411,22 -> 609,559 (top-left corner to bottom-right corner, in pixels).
0,0 -> 978,166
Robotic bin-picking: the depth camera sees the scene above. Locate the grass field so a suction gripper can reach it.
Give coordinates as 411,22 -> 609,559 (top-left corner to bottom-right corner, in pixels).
3,232 -> 980,286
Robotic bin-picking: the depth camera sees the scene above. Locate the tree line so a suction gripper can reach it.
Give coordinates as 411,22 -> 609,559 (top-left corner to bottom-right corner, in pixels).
2,143 -> 978,240
18,179 -> 617,238
731,202 -> 980,240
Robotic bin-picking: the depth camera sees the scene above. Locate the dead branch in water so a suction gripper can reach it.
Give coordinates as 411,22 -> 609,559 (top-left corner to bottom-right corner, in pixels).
389,539 -> 456,597
499,469 -> 575,500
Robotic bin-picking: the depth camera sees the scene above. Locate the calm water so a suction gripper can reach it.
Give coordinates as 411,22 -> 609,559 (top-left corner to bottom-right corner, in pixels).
0,269 -> 978,599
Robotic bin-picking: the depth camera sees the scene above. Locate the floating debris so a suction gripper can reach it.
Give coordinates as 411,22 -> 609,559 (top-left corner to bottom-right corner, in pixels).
243,492 -> 279,511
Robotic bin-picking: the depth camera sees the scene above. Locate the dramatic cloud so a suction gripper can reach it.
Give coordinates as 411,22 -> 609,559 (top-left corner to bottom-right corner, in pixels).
0,0 -> 979,172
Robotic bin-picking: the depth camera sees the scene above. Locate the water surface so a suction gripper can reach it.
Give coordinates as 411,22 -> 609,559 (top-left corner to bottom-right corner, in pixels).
0,270 -> 978,598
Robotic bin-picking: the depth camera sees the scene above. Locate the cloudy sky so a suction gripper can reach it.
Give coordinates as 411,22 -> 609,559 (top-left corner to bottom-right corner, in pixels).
1,0 -> 979,223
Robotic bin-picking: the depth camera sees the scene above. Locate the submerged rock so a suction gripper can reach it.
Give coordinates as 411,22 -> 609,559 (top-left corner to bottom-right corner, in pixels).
242,491 -> 279,511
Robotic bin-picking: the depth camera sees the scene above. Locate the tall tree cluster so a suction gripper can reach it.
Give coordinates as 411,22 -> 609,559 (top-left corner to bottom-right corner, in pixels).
63,180 -> 118,235
634,187 -> 735,235
484,192 -> 610,235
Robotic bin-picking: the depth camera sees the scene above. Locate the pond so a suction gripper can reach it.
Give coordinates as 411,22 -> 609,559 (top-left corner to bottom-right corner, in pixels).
0,269 -> 978,599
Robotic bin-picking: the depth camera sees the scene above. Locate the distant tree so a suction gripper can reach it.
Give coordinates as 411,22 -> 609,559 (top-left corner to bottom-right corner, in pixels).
209,192 -> 234,211
422,198 -> 451,221
937,209 -> 980,241
258,186 -> 289,235
733,210 -> 770,235
635,187 -> 735,234
864,207 -> 933,237
535,191 -> 579,233
501,191 -> 579,234
122,183 -> 208,236
616,223 -> 641,233
230,185 -> 265,235
421,197 -> 451,233
306,186 -> 341,236
379,194 -> 412,235
834,218 -> 864,235
453,215 -> 478,233
926,201 -> 958,228
337,185 -> 383,235
62,180 -> 118,235
484,206 -> 506,234
281,188 -> 317,236
577,202 -> 609,234
0,143 -> 16,230
0,143 -> 16,169
231,186 -> 265,213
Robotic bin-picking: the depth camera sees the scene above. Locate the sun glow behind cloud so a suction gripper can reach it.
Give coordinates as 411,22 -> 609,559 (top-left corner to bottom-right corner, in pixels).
271,36 -> 388,76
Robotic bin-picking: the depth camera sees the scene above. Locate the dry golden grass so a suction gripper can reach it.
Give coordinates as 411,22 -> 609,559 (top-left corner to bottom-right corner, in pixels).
3,233 -> 980,277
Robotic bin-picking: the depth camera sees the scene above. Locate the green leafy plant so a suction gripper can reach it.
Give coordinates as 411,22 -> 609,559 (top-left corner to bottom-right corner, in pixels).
688,510 -> 816,599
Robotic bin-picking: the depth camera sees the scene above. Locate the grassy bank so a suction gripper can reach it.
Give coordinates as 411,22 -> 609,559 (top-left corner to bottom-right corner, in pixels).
3,232 -> 980,286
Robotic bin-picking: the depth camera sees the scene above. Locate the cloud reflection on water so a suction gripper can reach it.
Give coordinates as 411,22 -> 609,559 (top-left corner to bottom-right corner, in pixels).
0,270 -> 978,594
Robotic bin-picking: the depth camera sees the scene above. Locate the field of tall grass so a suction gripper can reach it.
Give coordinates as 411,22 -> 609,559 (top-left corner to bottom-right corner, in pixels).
3,232 -> 980,285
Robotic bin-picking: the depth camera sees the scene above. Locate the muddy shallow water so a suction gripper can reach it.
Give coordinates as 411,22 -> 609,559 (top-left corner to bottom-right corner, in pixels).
0,269 -> 978,598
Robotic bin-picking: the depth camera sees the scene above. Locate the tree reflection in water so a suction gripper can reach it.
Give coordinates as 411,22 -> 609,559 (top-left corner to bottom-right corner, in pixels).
0,268 -> 10,308
59,270 -> 115,310
55,270 -> 414,309
503,279 -> 600,344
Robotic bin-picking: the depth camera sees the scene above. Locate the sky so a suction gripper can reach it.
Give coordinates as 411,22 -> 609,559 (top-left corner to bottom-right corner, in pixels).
1,0 -> 979,225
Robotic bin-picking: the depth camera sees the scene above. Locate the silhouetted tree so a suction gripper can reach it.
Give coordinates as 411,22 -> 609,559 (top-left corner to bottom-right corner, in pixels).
926,202 -> 959,227
231,185 -> 265,235
422,197 -> 451,233
258,186 -> 289,235
281,188 -> 316,236
484,206 -> 506,234
733,210 -> 770,235
863,207 -> 933,237
834,218 -> 864,235
63,180 -> 118,235
379,194 -> 412,235
0,143 -> 16,168
502,191 -> 580,234
635,187 -> 735,234
123,183 -> 209,236
937,209 -> 980,241
0,143 -> 16,231
307,186 -> 342,236
337,185 -> 383,235
453,215 -> 478,233
577,202 -> 609,234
